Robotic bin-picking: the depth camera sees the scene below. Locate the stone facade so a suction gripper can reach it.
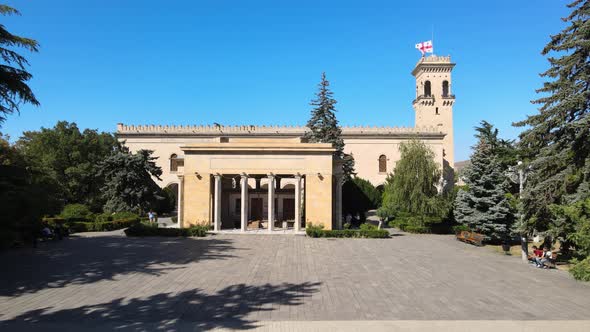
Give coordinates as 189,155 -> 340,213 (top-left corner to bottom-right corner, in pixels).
116,55 -> 456,230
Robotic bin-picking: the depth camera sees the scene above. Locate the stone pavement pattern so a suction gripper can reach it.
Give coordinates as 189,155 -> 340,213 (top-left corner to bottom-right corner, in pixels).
1,231 -> 590,331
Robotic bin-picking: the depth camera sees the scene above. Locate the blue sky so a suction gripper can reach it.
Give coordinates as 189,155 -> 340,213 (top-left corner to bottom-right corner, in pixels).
1,0 -> 569,161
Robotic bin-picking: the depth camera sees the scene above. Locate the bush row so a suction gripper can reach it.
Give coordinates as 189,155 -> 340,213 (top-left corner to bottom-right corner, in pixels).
124,222 -> 209,237
570,257 -> 590,282
306,224 -> 389,238
43,217 -> 140,233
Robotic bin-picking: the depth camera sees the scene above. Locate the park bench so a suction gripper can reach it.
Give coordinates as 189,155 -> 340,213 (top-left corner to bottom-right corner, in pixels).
545,252 -> 559,269
456,231 -> 484,246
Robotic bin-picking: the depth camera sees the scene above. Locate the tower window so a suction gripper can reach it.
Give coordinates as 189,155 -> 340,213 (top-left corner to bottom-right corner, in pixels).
378,155 -> 387,173
436,107 -> 439,115
170,154 -> 178,172
442,80 -> 449,97
424,81 -> 431,97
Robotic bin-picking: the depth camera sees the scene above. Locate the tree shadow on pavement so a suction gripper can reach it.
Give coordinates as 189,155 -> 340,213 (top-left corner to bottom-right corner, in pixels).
0,234 -> 237,297
2,282 -> 321,331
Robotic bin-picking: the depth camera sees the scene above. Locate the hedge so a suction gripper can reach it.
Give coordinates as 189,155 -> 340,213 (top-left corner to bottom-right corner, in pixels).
306,224 -> 389,238
124,223 -> 209,237
43,217 -> 140,233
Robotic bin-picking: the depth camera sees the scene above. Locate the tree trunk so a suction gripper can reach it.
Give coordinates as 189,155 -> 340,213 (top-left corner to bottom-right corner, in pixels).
520,236 -> 528,262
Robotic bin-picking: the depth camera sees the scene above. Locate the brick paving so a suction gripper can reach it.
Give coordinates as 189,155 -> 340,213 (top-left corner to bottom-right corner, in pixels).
1,230 -> 589,330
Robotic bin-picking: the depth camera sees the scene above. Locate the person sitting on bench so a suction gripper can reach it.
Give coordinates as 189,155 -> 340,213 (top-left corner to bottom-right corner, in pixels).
529,245 -> 543,263
41,222 -> 54,240
535,247 -> 552,268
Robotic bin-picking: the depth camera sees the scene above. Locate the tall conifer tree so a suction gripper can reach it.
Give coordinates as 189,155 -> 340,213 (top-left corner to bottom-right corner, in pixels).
514,0 -> 590,240
304,73 -> 355,179
455,140 -> 514,242
0,5 -> 39,125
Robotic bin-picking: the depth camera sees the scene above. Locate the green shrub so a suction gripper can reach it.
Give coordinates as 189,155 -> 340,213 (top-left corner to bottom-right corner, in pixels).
59,204 -> 93,220
124,223 -> 208,237
402,224 -> 431,234
94,213 -> 113,222
570,257 -> 590,282
306,223 -> 388,238
359,223 -> 378,231
46,217 -> 140,233
452,224 -> 470,234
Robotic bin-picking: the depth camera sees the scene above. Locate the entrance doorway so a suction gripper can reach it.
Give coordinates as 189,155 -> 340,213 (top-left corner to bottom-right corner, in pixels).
250,198 -> 263,220
283,198 -> 295,220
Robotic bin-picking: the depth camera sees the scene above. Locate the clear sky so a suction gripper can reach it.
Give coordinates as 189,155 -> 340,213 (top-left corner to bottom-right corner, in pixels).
1,0 -> 569,161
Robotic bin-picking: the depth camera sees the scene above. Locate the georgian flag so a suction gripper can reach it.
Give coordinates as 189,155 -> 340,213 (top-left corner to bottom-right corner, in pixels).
415,40 -> 433,55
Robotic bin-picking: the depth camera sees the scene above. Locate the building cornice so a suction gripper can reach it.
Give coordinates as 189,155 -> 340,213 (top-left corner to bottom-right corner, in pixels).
117,123 -> 446,139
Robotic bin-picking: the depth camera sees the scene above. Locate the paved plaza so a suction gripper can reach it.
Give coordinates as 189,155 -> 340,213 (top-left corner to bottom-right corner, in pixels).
1,230 -> 590,331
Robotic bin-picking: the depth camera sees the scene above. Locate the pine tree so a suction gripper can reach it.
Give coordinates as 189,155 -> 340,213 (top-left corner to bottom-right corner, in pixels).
513,0 -> 590,243
0,5 -> 39,125
304,73 -> 355,179
455,140 -> 514,242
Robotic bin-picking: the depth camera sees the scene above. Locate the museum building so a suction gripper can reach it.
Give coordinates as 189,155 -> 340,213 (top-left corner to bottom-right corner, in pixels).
117,55 -> 456,231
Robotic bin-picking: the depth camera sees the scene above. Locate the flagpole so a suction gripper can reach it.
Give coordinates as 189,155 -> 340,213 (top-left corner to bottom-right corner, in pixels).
431,25 -> 435,55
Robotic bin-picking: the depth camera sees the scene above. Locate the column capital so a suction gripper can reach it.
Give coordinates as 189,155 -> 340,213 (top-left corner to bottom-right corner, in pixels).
266,173 -> 275,179
214,173 -> 222,179
240,173 -> 249,179
177,174 -> 184,180
294,173 -> 302,180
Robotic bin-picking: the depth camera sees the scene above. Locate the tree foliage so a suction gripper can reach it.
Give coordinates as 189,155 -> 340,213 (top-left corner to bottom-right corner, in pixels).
304,72 -> 355,180
97,149 -> 164,214
514,0 -> 590,238
378,140 -> 441,218
0,135 -> 60,247
0,5 -> 39,125
342,177 -> 381,218
16,121 -> 119,211
475,120 -> 518,172
454,140 -> 515,242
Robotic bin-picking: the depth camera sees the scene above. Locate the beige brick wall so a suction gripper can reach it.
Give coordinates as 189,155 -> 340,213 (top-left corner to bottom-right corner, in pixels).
305,174 -> 333,230
182,173 -> 211,227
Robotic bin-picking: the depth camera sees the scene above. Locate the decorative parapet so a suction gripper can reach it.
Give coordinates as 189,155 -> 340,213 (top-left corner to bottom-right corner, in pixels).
417,55 -> 452,64
117,123 -> 444,137
412,55 -> 455,76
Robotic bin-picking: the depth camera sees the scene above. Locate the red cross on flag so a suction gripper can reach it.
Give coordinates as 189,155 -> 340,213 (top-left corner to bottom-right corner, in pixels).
415,40 -> 433,55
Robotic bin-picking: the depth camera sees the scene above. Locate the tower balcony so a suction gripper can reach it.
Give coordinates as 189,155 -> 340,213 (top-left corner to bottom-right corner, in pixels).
413,95 -> 435,106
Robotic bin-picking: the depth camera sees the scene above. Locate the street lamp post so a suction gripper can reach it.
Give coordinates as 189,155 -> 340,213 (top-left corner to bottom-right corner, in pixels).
517,161 -> 528,262
508,160 -> 530,262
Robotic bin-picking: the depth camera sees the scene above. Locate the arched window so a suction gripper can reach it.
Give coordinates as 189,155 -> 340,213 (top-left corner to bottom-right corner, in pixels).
378,155 -> 387,173
424,81 -> 431,97
442,80 -> 449,97
170,154 -> 178,172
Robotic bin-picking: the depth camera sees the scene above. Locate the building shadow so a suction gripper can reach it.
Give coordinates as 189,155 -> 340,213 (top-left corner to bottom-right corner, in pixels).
0,235 -> 238,297
2,282 -> 321,331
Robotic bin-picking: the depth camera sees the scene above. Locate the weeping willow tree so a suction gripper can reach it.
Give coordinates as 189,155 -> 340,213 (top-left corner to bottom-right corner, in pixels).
378,140 -> 441,220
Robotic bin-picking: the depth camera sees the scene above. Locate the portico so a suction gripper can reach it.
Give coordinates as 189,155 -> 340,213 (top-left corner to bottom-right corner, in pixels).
178,137 -> 342,232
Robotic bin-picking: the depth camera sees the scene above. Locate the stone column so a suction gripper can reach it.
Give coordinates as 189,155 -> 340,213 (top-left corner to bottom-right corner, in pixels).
294,174 -> 302,232
240,173 -> 248,232
335,176 -> 343,230
267,174 -> 275,232
213,174 -> 222,232
177,175 -> 184,228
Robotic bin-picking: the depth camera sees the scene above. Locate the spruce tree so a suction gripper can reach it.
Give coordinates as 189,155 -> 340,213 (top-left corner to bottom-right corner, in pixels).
304,73 -> 355,179
455,140 -> 514,242
97,149 -> 164,214
514,0 -> 590,243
